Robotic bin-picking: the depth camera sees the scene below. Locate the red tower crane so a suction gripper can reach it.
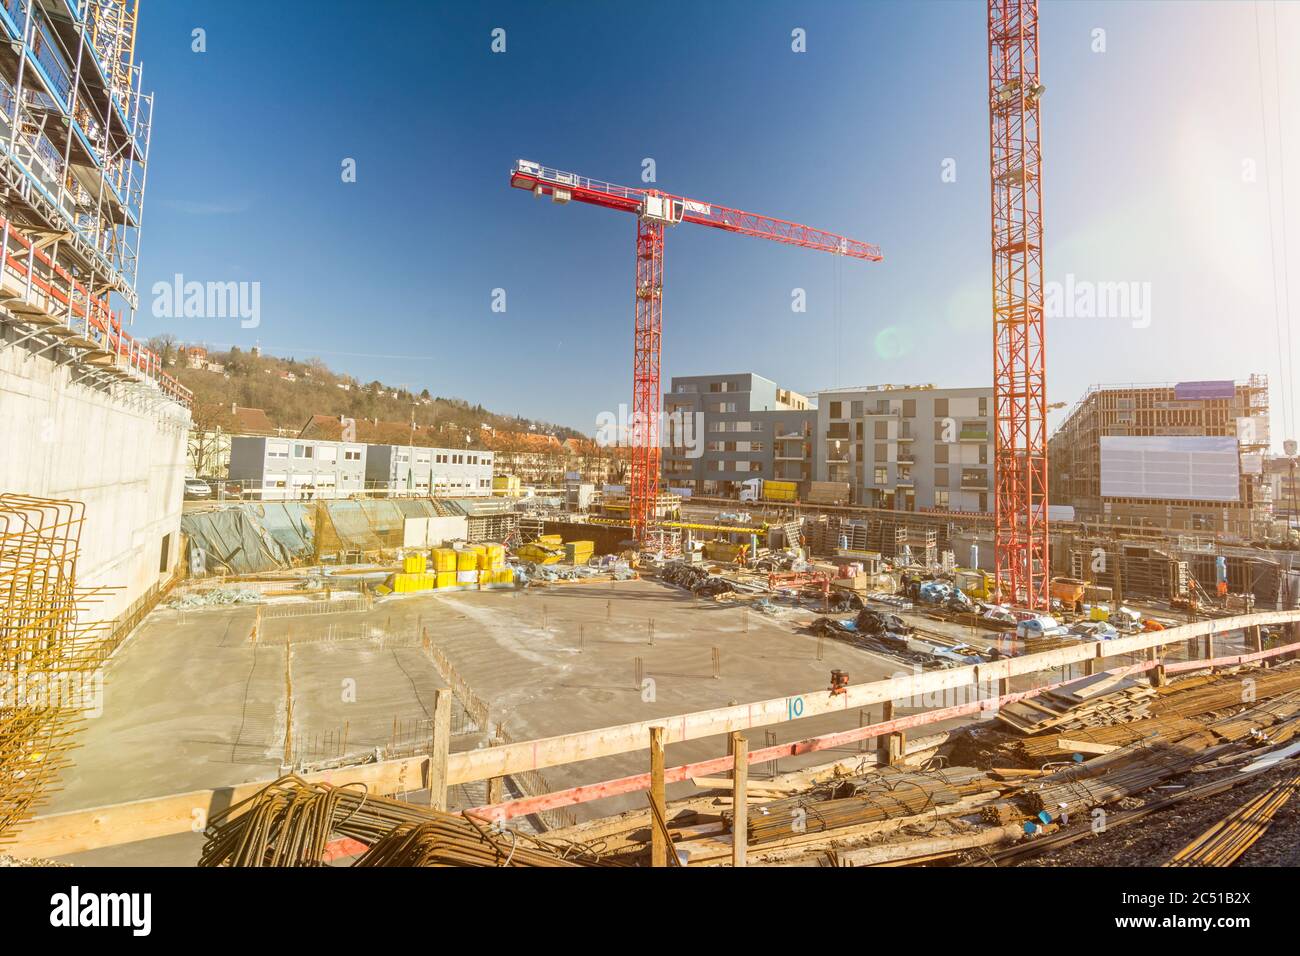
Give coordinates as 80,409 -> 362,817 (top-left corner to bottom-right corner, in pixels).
987,0 -> 1049,608
510,160 -> 882,540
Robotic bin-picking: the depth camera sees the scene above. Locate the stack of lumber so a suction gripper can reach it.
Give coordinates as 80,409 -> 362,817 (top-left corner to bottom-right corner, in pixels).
997,672 -> 1156,734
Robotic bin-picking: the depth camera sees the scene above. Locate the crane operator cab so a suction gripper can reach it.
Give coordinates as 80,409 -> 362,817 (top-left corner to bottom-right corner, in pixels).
640,194 -> 685,225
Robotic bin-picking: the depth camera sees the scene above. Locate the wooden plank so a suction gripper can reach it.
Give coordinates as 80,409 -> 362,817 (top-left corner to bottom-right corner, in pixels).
8,755 -> 428,860
731,733 -> 747,868
1056,737 -> 1120,755
650,726 -> 666,868
426,690 -> 451,810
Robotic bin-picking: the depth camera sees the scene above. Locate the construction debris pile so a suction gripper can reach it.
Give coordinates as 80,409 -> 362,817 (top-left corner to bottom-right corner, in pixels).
661,562 -> 737,596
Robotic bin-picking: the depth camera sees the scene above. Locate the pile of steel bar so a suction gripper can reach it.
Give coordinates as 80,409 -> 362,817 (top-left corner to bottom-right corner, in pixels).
1023,735 -> 1223,814
353,819 -> 583,867
725,766 -> 995,843
198,776 -> 608,867
1165,774 -> 1300,867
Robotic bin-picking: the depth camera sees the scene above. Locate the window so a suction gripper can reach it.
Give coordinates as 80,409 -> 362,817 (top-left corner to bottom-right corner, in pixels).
935,444 -> 949,464
934,398 -> 949,418
935,467 -> 949,487
933,490 -> 950,510
344,449 -> 362,462
851,400 -> 864,417
874,467 -> 888,485
267,441 -> 289,459
902,399 -> 916,418
978,444 -> 988,464
830,401 -> 843,418
874,443 -> 887,462
874,421 -> 888,440
979,396 -> 989,416
293,444 -> 313,459
855,421 -> 864,440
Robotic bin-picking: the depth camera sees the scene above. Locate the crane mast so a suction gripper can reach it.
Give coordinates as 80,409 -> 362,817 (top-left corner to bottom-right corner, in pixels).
988,0 -> 1050,608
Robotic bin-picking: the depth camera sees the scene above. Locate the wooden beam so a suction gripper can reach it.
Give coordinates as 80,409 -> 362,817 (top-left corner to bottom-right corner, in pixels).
731,733 -> 747,869
9,755 -> 428,860
427,689 -> 451,810
649,726 -> 666,868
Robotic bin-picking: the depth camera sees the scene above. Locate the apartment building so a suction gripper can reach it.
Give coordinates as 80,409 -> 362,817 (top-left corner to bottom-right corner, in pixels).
814,385 -> 995,512
661,373 -> 816,497
1047,377 -> 1272,536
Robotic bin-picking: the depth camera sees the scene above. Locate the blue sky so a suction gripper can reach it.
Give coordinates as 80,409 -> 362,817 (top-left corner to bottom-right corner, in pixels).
134,1 -> 1299,445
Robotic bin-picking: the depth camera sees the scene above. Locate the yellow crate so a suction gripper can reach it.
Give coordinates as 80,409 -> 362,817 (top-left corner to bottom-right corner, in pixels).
403,553 -> 428,574
538,534 -> 563,546
432,548 -> 457,572
436,571 -> 457,589
456,549 -> 478,571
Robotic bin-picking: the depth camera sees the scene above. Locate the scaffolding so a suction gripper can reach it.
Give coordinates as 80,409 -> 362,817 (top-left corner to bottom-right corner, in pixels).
0,494 -> 99,841
0,1 -> 182,406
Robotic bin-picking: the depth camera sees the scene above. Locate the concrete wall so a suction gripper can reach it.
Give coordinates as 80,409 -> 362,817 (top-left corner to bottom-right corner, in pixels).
0,330 -> 191,624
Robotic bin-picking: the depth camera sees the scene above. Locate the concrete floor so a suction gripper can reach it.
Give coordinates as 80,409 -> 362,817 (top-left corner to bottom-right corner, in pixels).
47,577 -> 992,863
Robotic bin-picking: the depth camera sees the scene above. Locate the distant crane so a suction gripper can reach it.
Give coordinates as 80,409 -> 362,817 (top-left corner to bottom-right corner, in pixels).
510,160 -> 882,540
988,0 -> 1049,608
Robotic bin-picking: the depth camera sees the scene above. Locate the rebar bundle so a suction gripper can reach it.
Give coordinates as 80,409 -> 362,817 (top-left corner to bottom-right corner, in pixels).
725,767 -> 993,844
198,775 -> 606,867
1166,774 -> 1300,867
0,495 -> 96,842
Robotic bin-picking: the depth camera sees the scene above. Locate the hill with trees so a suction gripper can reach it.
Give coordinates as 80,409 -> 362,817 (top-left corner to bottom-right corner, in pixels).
150,336 -> 584,444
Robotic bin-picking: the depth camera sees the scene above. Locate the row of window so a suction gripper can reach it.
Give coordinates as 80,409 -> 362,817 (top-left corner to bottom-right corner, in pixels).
827,397 -> 991,419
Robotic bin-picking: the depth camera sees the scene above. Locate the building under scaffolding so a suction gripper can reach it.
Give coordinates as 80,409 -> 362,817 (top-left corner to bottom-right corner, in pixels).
1048,378 -> 1271,538
0,0 -> 186,404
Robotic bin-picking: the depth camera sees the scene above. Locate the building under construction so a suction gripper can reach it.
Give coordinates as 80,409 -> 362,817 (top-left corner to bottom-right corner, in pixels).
1049,377 -> 1273,538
